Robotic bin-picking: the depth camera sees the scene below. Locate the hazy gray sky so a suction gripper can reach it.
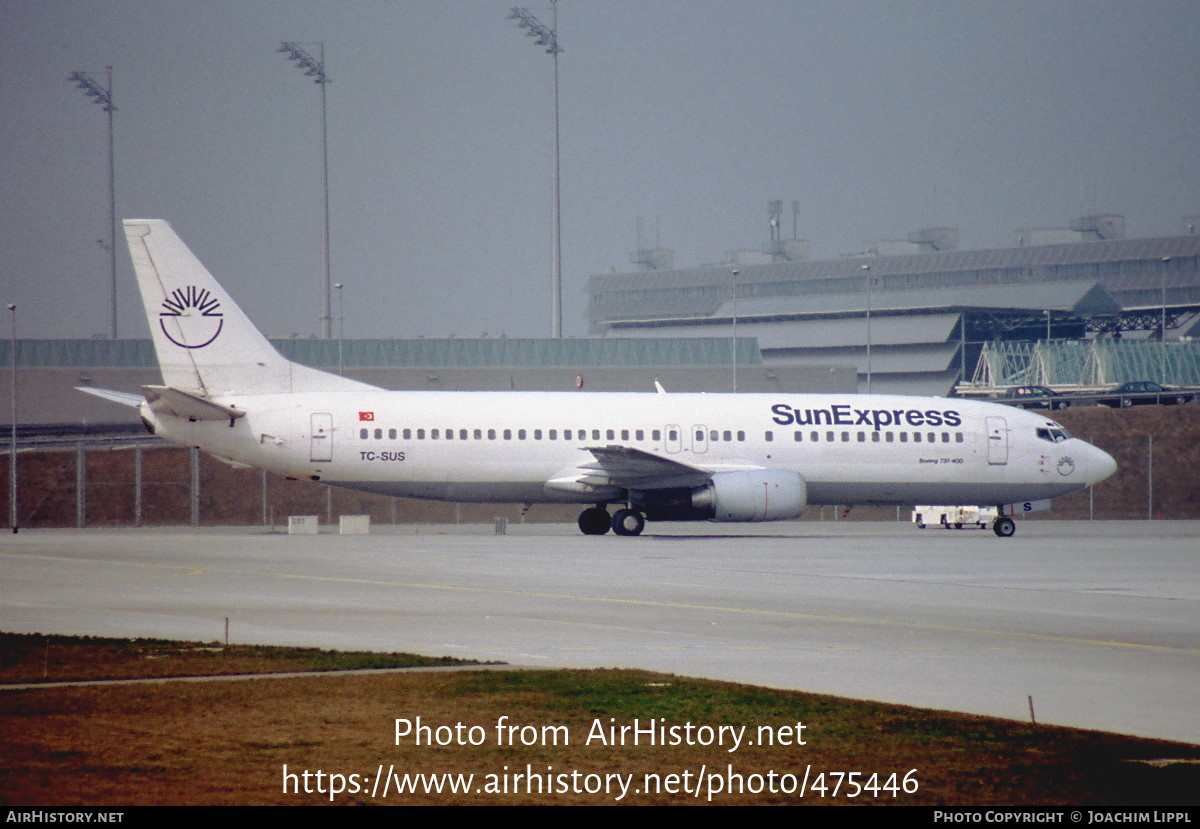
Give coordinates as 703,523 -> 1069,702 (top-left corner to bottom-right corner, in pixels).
2,0 -> 1197,341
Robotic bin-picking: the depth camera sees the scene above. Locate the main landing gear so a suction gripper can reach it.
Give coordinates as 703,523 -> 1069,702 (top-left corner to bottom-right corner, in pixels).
577,506 -> 611,535
611,508 -> 645,537
577,505 -> 646,536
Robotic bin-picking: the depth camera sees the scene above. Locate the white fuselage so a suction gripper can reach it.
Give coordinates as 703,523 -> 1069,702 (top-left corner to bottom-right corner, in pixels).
143,390 -> 1115,509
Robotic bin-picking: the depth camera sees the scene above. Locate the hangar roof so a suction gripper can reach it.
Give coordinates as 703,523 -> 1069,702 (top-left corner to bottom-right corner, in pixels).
589,234 -> 1200,291
606,281 -> 1120,329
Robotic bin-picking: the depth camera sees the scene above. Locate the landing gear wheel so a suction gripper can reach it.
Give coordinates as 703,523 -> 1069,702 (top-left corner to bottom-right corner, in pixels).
611,508 -> 645,537
993,516 -> 1016,538
578,506 -> 611,535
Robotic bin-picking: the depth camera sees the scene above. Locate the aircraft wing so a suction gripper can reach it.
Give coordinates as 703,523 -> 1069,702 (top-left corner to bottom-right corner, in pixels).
546,445 -> 717,498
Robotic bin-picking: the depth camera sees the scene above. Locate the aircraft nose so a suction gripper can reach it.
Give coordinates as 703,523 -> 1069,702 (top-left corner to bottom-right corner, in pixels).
1088,445 -> 1117,485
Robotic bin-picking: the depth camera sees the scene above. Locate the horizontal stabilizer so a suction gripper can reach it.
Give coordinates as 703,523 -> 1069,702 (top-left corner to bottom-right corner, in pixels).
75,387 -> 144,408
141,385 -> 246,421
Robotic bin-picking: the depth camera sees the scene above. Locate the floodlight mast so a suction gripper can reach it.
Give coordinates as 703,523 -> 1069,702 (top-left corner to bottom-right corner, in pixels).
69,68 -> 117,340
278,42 -> 333,339
508,5 -> 563,338
8,303 -> 16,533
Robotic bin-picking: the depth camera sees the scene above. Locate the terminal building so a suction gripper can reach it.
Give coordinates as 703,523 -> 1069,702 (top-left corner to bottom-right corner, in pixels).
5,214 -> 1200,425
588,213 -> 1200,396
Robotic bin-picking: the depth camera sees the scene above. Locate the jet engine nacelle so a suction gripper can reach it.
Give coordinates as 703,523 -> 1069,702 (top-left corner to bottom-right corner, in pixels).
691,469 -> 808,522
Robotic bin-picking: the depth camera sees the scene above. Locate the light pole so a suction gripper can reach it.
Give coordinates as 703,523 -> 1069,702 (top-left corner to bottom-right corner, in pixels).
334,282 -> 344,376
507,4 -> 562,338
730,269 -> 740,392
1160,256 -> 1171,383
278,42 -> 333,339
861,264 -> 872,394
69,69 -> 117,339
1044,310 -> 1051,343
7,304 -> 16,533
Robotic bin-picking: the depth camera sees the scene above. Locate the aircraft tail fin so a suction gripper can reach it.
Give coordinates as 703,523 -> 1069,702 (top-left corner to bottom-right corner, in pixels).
125,220 -> 374,397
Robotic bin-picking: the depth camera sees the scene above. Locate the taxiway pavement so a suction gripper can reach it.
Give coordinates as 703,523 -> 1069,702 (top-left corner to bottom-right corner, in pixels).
2,520 -> 1196,743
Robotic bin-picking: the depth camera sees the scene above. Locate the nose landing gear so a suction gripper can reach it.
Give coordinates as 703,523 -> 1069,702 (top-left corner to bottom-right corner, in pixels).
992,515 -> 1016,538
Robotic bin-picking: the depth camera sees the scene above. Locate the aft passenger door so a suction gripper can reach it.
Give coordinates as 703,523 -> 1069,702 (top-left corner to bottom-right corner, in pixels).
310,413 -> 334,462
986,415 -> 1008,465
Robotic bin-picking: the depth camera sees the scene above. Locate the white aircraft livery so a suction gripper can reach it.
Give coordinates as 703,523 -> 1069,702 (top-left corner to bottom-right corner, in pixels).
82,220 -> 1117,538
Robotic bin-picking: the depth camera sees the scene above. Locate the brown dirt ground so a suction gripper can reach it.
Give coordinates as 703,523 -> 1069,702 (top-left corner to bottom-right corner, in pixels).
2,637 -> 1199,807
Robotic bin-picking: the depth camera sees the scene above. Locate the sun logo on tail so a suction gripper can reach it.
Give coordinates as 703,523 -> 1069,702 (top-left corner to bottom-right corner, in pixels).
160,286 -> 224,348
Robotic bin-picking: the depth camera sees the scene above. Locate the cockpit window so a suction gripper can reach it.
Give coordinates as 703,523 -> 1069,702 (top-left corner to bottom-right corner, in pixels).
1037,426 -> 1071,443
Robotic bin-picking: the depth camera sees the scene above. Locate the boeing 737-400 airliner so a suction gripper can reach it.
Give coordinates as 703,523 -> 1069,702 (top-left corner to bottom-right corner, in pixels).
80,220 -> 1117,537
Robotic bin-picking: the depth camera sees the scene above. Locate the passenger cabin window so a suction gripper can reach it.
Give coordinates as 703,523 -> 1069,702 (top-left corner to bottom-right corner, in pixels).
359,428 -> 368,439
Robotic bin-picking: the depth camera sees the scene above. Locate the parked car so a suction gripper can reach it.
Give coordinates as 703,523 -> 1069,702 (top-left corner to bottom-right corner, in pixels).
1002,385 -> 1071,410
1096,381 -> 1197,408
